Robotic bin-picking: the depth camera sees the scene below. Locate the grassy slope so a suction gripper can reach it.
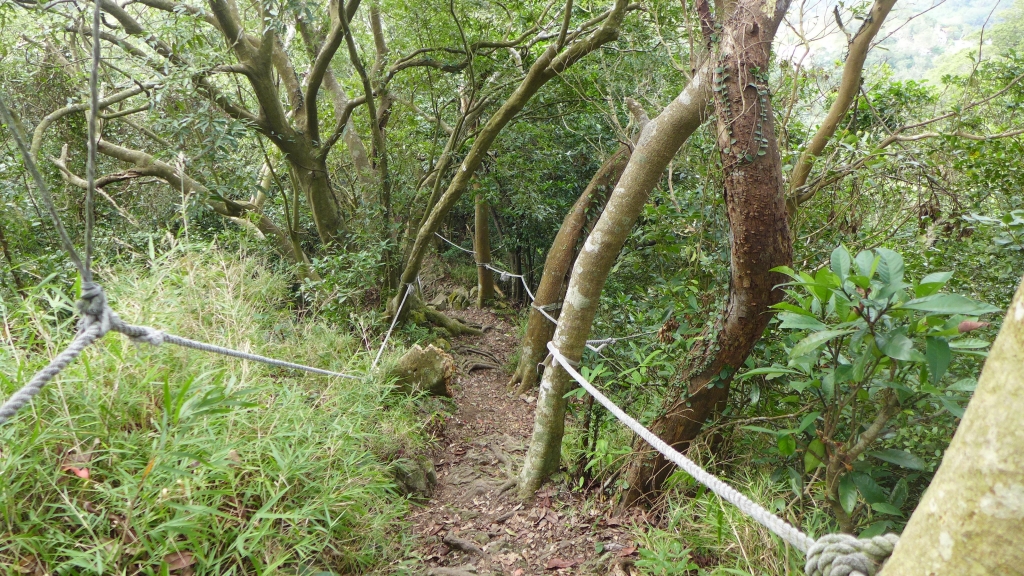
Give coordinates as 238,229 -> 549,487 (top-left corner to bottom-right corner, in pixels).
0,248 -> 428,575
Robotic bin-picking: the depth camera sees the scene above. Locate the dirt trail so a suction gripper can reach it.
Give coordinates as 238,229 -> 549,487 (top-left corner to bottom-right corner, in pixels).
410,308 -> 642,576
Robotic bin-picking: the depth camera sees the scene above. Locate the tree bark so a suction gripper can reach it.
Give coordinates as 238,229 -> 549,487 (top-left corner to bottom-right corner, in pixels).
508,145 -> 630,393
474,187 -> 495,307
517,65 -> 713,498
878,276 -> 1024,575
619,0 -> 793,508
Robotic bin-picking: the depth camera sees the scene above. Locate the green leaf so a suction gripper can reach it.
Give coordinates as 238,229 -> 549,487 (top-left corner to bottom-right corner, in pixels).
787,466 -> 803,497
795,411 -> 821,435
860,521 -> 893,539
871,502 -> 904,516
741,425 -> 781,436
804,439 -> 826,473
949,338 -> 990,349
899,294 -> 1001,316
778,312 -> 828,331
854,250 -> 878,278
830,245 -> 852,281
778,434 -> 797,456
939,396 -> 966,418
880,332 -> 924,362
890,478 -> 909,507
737,366 -> 803,380
852,472 -> 887,504
916,272 -> 953,297
839,474 -> 857,515
791,329 -> 856,358
947,378 -> 977,391
867,449 -> 927,470
926,337 -> 951,384
876,248 -> 905,288
773,302 -> 817,316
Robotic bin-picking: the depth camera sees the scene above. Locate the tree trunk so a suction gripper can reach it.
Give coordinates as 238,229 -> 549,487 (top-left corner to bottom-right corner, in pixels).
517,66 -> 712,498
508,145 -> 630,393
619,0 -> 793,508
474,187 -> 495,307
289,153 -> 345,246
879,276 -> 1024,575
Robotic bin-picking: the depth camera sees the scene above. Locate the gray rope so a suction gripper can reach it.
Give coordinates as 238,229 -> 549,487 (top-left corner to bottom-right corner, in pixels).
373,283 -> 414,368
435,232 -> 476,255
0,284 -> 361,426
0,324 -> 103,426
546,342 -> 899,575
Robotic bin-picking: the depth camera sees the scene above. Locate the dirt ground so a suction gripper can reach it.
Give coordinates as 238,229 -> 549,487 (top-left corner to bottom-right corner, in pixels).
408,307 -> 648,576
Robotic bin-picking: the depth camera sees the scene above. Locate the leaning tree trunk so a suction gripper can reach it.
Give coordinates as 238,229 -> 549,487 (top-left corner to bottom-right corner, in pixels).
475,185 -> 495,307
518,65 -> 713,498
508,145 -> 630,393
619,0 -> 793,508
879,275 -> 1024,575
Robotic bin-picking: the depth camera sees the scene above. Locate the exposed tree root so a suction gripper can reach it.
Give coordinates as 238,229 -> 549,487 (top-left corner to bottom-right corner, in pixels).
393,292 -> 483,336
442,532 -> 489,559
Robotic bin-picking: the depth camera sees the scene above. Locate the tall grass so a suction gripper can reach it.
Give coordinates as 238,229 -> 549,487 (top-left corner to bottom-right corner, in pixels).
0,247 -> 427,575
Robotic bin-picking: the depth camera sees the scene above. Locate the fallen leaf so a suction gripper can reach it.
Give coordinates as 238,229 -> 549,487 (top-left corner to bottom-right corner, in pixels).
163,551 -> 196,571
605,517 -> 623,527
512,570 -> 525,576
61,466 -> 90,480
958,320 -> 990,333
545,558 -> 577,570
617,545 -> 637,557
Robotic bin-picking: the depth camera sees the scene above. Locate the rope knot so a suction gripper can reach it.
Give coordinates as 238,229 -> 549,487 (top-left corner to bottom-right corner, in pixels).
805,533 -> 899,576
76,282 -> 119,336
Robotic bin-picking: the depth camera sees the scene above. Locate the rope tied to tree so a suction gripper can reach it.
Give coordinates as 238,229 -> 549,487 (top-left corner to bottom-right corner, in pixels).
545,342 -> 900,576
805,533 -> 900,576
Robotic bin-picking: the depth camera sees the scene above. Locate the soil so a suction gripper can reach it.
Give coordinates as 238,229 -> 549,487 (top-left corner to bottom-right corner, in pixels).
408,307 -> 647,576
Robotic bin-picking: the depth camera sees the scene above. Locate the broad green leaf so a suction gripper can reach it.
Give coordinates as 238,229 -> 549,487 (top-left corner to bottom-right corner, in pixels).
949,338 -> 990,349
791,329 -> 856,358
880,332 -> 924,362
804,439 -> 826,473
939,396 -> 966,418
737,366 -> 803,380
871,502 -> 904,516
926,337 -> 951,384
867,449 -> 927,470
773,302 -> 817,317
839,474 -> 857,515
852,472 -> 887,504
854,250 -> 878,278
947,378 -> 977,391
831,245 -> 852,281
789,380 -> 813,393
860,521 -> 893,539
778,434 -> 797,456
899,294 -> 1001,316
778,312 -> 828,331
741,425 -> 781,436
916,272 -> 953,297
876,248 -> 905,288
795,411 -> 821,435
890,478 -> 909,507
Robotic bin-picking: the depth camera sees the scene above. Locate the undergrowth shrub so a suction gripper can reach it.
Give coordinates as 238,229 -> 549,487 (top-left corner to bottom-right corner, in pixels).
0,247 -> 427,575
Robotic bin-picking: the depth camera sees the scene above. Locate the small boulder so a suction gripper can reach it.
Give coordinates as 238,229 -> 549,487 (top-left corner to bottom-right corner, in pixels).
391,344 -> 456,397
390,457 -> 437,499
428,293 -> 448,311
448,287 -> 470,310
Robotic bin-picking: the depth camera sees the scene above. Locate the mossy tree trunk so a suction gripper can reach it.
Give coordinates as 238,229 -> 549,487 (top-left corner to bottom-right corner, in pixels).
879,275 -> 1024,575
475,184 -> 495,307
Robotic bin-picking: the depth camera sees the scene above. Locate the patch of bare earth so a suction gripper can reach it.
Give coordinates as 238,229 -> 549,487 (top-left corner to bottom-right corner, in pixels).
408,308 -> 645,576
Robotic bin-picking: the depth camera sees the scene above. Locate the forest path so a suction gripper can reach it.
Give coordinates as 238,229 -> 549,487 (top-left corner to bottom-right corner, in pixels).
409,307 -> 642,576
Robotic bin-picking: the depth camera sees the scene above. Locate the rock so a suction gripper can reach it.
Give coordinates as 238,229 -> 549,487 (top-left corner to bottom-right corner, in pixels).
448,287 -> 470,310
390,344 -> 456,397
429,293 -> 448,311
469,286 -> 479,298
390,457 -> 437,499
433,337 -> 451,351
